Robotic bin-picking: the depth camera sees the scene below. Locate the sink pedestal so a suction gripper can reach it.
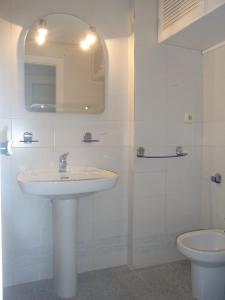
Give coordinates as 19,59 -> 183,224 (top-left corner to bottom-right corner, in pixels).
53,199 -> 77,298
17,167 -> 118,298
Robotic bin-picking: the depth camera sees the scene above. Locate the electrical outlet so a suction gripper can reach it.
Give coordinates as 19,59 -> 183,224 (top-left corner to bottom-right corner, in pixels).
184,113 -> 193,124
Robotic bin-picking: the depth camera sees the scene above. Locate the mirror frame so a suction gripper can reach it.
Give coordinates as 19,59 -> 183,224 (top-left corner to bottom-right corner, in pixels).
21,13 -> 108,114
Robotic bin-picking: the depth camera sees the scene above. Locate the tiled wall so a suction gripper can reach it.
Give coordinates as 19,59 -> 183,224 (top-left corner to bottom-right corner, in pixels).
0,0 -> 129,287
129,0 -> 203,267
202,45 -> 225,229
0,0 -> 205,288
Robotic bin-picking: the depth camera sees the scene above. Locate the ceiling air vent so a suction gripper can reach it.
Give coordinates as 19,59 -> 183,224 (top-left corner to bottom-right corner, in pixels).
161,0 -> 201,29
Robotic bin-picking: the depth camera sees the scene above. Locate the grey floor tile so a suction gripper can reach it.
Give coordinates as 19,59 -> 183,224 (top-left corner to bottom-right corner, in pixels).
136,260 -> 194,300
168,260 -> 192,295
3,261 -> 193,300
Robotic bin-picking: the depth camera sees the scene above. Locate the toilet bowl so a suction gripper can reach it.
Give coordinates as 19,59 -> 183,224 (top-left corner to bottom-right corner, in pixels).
177,230 -> 225,300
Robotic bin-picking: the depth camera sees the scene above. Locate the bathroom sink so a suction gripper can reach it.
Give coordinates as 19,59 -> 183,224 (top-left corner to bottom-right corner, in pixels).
17,167 -> 118,197
17,166 -> 118,298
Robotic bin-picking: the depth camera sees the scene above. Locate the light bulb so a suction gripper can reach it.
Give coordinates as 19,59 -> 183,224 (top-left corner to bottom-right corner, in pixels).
80,39 -> 90,51
86,27 -> 97,45
36,34 -> 46,46
37,27 -> 48,37
86,33 -> 97,45
35,19 -> 48,46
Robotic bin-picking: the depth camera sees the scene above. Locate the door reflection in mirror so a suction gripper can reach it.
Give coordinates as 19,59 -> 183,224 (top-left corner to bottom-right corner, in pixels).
24,14 -> 105,113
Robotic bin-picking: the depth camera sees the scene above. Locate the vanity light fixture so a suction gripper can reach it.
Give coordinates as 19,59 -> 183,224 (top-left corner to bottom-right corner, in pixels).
35,19 -> 48,46
35,35 -> 45,46
80,26 -> 97,51
80,39 -> 91,51
86,26 -> 97,45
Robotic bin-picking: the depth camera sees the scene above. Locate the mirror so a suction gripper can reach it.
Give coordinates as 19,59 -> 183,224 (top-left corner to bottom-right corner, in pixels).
24,14 -> 105,113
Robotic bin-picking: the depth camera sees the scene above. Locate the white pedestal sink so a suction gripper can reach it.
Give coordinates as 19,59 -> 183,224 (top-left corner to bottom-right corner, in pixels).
17,167 -> 118,299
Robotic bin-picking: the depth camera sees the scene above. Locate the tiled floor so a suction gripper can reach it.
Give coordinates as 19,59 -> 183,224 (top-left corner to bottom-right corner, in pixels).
4,260 -> 194,300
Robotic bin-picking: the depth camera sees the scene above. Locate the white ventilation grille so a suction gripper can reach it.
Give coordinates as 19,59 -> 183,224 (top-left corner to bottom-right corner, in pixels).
161,0 -> 201,29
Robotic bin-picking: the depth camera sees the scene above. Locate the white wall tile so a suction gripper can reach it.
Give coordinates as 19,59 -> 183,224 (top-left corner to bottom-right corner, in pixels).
202,44 -> 225,234
135,45 -> 168,96
166,122 -> 202,146
135,121 -> 167,147
133,195 -> 165,238
165,193 -> 201,235
0,19 -> 13,118
0,0 -> 129,287
104,93 -> 129,122
203,122 -> 225,146
93,220 -> 126,240
134,92 -> 167,122
12,119 -> 54,148
201,178 -> 212,229
106,37 -> 128,95
53,146 -> 128,173
166,148 -> 201,196
131,0 -> 203,268
134,171 -> 166,198
134,146 -> 167,172
166,83 -> 202,123
0,0 -> 205,285
54,120 -> 126,147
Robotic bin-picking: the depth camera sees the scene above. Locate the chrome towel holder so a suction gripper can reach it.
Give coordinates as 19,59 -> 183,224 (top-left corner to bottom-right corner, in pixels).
137,146 -> 188,158
19,132 -> 39,144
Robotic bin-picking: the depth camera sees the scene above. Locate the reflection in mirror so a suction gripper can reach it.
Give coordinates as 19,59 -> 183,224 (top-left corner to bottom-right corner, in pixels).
24,14 -> 105,113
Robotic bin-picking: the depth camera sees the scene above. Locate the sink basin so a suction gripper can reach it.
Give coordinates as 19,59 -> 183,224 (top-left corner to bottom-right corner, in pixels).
17,167 -> 118,196
17,166 -> 118,299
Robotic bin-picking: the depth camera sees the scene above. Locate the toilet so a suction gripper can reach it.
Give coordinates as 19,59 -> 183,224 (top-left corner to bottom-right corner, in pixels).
177,230 -> 225,300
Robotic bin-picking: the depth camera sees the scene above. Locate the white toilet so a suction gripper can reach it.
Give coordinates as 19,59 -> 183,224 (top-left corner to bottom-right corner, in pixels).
177,230 -> 225,300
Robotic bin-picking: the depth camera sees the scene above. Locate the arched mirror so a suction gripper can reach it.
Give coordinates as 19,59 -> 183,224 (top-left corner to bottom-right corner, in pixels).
24,14 -> 105,113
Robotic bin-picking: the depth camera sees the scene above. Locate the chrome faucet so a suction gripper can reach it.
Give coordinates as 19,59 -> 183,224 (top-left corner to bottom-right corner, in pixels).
59,152 -> 69,173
